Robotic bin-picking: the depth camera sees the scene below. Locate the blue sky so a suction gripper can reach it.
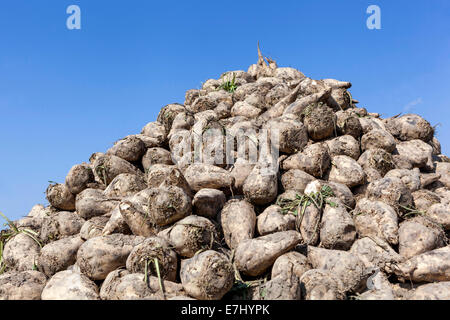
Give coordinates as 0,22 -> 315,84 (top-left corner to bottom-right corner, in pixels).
0,0 -> 449,220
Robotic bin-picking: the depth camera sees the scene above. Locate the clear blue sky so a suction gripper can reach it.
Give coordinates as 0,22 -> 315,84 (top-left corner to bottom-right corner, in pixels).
0,0 -> 449,220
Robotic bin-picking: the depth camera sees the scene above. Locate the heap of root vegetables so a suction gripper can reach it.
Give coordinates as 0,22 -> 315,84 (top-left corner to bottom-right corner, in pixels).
1,46 -> 449,300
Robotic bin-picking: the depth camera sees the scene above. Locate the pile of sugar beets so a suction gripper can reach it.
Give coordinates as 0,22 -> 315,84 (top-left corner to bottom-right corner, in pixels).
1,46 -> 449,300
